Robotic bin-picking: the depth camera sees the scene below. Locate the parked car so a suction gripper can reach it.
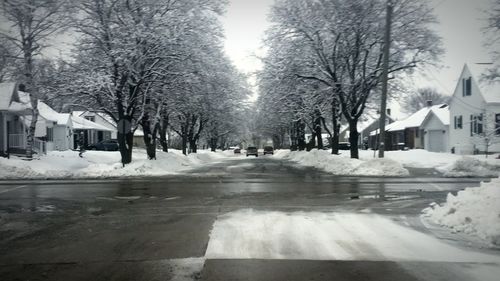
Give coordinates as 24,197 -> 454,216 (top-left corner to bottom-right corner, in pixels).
86,139 -> 119,151
234,148 -> 241,154
338,142 -> 350,150
263,146 -> 274,155
246,146 -> 258,157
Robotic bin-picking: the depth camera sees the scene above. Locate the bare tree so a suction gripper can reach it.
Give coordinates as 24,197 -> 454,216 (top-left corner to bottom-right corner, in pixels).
0,0 -> 68,158
483,0 -> 500,81
402,87 -> 450,113
263,0 -> 442,158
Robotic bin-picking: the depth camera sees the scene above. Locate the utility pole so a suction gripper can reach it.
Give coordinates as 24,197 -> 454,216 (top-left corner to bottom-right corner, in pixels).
378,0 -> 393,158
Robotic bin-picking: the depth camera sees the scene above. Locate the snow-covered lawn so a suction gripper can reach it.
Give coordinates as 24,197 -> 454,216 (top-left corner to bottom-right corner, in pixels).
206,209 -> 500,262
423,178 -> 500,246
0,149 -> 228,179
277,149 -> 500,177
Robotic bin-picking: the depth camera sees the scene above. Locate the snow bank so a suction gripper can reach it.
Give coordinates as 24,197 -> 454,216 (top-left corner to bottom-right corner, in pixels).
422,179 -> 500,246
0,149 -> 225,179
280,150 -> 409,177
358,149 -> 462,170
206,209 -> 500,262
442,157 -> 499,177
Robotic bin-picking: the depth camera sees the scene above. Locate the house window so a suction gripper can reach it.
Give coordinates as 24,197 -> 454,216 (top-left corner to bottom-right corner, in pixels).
85,116 -> 95,122
454,115 -> 463,129
471,114 -> 484,136
496,114 -> 500,135
462,77 -> 471,96
47,127 -> 54,142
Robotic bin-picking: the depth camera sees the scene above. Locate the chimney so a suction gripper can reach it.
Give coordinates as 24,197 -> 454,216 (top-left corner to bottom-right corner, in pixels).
386,108 -> 391,116
426,100 -> 433,107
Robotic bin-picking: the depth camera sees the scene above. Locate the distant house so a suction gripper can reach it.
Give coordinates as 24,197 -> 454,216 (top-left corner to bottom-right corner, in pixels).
37,101 -> 73,151
73,111 -> 117,139
70,114 -> 115,149
371,103 -> 448,151
448,63 -> 500,154
421,104 -> 450,153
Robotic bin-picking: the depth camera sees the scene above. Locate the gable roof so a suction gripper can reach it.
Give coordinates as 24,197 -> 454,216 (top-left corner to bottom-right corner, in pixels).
38,101 -> 72,126
73,110 -> 117,128
71,114 -> 114,131
385,104 -> 447,132
0,82 -> 18,110
461,63 -> 500,104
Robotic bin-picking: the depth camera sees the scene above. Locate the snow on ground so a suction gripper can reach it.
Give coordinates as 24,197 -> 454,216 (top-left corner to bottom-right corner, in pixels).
205,209 -> 500,262
0,149 -> 228,179
276,149 -> 409,177
442,157 -> 500,177
422,178 -> 500,246
278,149 -> 500,177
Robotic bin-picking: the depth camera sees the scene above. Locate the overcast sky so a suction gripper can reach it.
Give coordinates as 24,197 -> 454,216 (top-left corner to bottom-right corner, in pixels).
222,0 -> 497,107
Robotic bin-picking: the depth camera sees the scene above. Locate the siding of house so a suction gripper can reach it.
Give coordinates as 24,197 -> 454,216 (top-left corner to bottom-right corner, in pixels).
449,65 -> 500,154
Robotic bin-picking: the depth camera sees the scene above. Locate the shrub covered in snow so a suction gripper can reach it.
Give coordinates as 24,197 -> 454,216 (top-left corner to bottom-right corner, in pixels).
443,157 -> 499,178
422,179 -> 500,246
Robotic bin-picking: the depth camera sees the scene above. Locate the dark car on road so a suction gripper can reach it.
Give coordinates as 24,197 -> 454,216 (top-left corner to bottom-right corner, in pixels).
86,139 -> 119,151
246,146 -> 258,157
338,142 -> 350,150
234,148 -> 241,154
263,146 -> 274,155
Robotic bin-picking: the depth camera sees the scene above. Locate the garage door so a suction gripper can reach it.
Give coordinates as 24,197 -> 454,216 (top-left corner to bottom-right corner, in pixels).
427,130 -> 444,152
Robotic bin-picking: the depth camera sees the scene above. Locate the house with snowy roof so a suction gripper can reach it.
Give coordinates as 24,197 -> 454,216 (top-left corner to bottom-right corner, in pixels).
448,63 -> 500,155
73,110 -> 117,139
370,103 -> 448,151
421,104 -> 450,152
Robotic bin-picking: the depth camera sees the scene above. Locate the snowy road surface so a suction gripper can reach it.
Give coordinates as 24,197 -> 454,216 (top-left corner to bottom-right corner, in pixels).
0,156 -> 498,280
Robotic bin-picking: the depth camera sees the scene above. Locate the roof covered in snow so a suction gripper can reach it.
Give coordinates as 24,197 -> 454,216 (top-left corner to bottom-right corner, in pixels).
73,110 -> 117,127
8,90 -> 31,112
430,104 -> 450,125
374,104 -> 448,133
38,101 -> 71,126
71,115 -> 114,131
0,82 -> 18,110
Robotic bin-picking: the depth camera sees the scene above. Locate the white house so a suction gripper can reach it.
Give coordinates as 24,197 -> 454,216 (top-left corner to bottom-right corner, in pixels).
70,114 -> 115,149
449,64 -> 500,155
370,103 -> 447,151
421,104 -> 450,153
0,82 -> 32,156
37,101 -> 74,151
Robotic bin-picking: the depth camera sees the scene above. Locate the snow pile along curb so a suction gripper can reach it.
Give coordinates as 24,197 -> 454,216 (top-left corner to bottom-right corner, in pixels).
422,178 -> 500,246
0,149 -> 225,179
443,157 -> 499,178
282,150 -> 409,177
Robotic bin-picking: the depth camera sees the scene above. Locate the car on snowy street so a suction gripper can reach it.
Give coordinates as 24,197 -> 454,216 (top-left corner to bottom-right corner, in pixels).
246,146 -> 258,157
86,139 -> 119,151
234,148 -> 241,154
263,146 -> 274,155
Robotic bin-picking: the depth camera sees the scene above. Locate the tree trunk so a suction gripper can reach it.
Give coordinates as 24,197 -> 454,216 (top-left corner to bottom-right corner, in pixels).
190,139 -> 197,153
159,115 -> 168,152
210,138 -> 217,152
118,130 -> 134,165
331,99 -> 340,155
314,111 -> 323,150
349,118 -> 360,159
141,113 -> 157,160
297,120 -> 306,151
181,131 -> 187,155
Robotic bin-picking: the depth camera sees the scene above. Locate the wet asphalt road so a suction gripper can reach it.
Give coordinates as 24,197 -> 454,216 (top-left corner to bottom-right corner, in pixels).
0,154 -> 498,281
